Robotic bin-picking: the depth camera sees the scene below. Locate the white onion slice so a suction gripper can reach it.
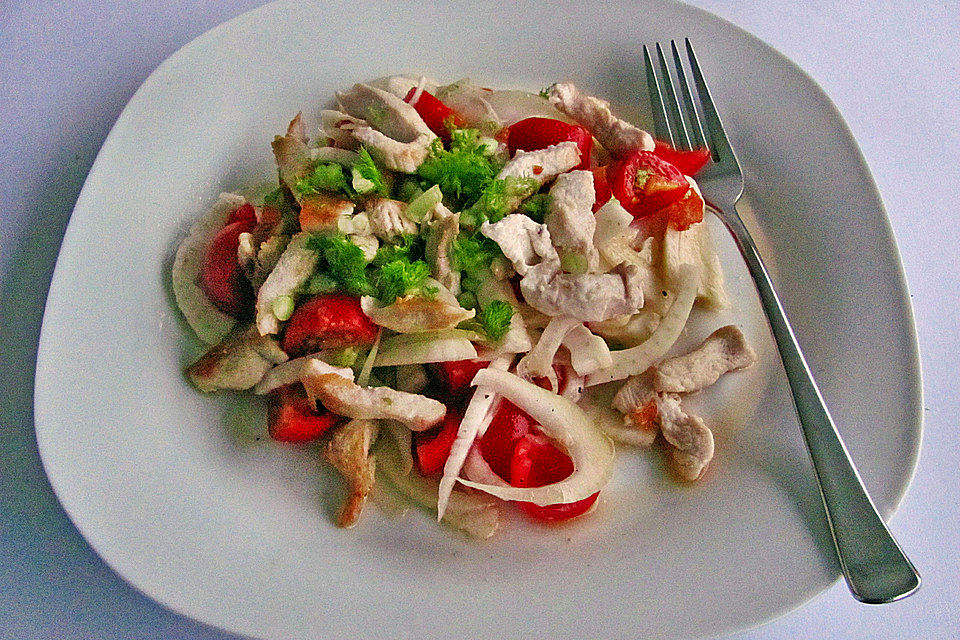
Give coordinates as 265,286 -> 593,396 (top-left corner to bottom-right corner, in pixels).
436,355 -> 511,519
515,315 -> 579,391
456,369 -> 616,506
374,335 -> 477,367
585,264 -> 699,387
376,435 -> 499,539
483,89 -> 574,127
462,443 -> 511,487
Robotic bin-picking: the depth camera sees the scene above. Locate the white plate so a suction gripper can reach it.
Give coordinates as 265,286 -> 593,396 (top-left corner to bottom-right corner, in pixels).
34,1 -> 922,639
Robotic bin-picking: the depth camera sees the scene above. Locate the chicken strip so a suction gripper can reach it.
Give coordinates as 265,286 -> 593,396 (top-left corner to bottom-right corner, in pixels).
301,360 -> 445,431
323,418 -> 378,528
654,325 -> 757,393
255,232 -> 319,335
187,325 -> 288,393
547,82 -> 655,157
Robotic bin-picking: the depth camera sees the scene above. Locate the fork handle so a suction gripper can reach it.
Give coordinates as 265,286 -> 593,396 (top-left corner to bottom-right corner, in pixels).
718,204 -> 920,603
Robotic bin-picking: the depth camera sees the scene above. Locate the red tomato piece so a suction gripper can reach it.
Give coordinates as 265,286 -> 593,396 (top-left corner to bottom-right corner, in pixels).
531,364 -> 568,395
653,140 -> 711,176
432,359 -> 491,393
267,383 -> 341,443
413,410 -> 462,476
506,117 -> 593,170
281,293 -> 379,356
591,165 -> 612,212
607,150 -> 690,219
404,88 -> 466,141
200,219 -> 255,317
661,179 -> 705,231
479,400 -> 535,480
226,202 -> 257,227
509,434 -> 599,522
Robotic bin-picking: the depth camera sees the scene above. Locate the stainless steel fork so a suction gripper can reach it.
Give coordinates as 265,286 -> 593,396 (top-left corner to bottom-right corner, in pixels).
644,39 -> 920,603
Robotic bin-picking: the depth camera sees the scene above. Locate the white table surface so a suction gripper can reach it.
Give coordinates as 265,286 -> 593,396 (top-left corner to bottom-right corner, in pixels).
1,1 -> 957,638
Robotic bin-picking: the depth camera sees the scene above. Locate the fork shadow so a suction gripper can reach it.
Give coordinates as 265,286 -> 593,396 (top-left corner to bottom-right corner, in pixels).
0,149 -> 238,639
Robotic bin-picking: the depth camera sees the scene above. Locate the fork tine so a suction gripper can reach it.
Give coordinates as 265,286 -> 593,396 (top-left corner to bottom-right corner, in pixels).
670,40 -> 708,151
655,42 -> 692,150
643,45 -> 673,145
685,38 -> 735,163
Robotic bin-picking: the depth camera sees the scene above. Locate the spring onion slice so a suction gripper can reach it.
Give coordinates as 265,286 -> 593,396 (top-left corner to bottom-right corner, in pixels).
585,264 -> 699,387
436,355 -> 511,520
456,369 -> 616,506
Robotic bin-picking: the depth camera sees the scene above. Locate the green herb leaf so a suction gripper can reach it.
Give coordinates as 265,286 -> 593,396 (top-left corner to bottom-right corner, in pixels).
352,147 -> 388,196
375,259 -> 432,305
372,233 -> 425,267
462,176 -> 541,226
296,163 -> 352,198
307,234 -> 373,297
477,300 -> 514,341
416,127 -> 502,209
519,193 -> 551,223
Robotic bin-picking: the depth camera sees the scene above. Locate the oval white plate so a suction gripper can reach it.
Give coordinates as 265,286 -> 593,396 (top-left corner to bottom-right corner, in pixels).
35,1 -> 922,639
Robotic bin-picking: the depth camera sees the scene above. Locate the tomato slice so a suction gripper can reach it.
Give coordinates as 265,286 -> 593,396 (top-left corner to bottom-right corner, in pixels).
226,202 -> 257,227
479,400 -> 534,480
413,410 -> 462,476
661,179 -> 705,231
267,383 -> 341,443
432,359 -> 491,394
404,88 -> 466,141
200,218 -> 255,317
607,150 -> 690,219
506,117 -> 593,170
509,434 -> 599,522
653,140 -> 711,176
591,165 -> 612,212
281,293 -> 379,356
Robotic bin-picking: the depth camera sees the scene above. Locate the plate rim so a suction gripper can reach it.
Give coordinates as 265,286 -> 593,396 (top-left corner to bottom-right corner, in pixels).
33,0 -> 924,638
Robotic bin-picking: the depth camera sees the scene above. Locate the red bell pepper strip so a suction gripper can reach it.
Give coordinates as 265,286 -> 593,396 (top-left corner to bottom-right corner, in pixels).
506,117 -> 593,170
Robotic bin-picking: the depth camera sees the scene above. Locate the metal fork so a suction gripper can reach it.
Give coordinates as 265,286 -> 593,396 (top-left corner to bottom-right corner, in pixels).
644,39 -> 920,604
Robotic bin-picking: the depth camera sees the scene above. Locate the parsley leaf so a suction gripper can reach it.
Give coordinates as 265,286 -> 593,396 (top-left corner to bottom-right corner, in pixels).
307,234 -> 373,297
519,193 -> 551,223
296,163 -> 352,198
461,176 -> 541,227
351,147 -> 388,197
416,127 -> 502,209
450,233 -> 499,277
477,300 -> 514,340
375,259 -> 433,305
372,233 -> 425,266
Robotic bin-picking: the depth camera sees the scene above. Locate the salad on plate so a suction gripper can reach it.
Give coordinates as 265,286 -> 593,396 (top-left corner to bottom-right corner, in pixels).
172,75 -> 756,538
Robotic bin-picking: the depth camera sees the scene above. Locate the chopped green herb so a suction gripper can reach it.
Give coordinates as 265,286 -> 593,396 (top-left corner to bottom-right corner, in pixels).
375,259 -> 432,305
450,233 -> 499,277
296,163 -> 352,198
416,127 -> 502,209
539,85 -> 553,99
519,193 -> 551,223
307,234 -> 373,297
304,272 -> 338,295
351,147 -> 388,197
373,233 -> 425,266
477,300 -> 514,341
461,176 -> 541,227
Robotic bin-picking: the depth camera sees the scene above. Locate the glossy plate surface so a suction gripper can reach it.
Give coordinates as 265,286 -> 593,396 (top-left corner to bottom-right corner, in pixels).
35,1 -> 921,638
